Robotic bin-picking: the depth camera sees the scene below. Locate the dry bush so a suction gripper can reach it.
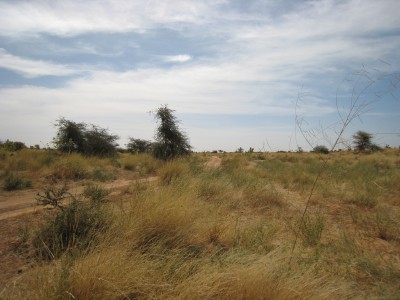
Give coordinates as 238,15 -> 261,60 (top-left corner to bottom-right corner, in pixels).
50,154 -> 89,180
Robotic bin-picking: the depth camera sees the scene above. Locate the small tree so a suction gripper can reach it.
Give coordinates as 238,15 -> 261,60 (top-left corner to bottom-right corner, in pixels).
313,145 -> 329,154
84,125 -> 119,156
53,118 -> 86,153
236,147 -> 244,153
152,105 -> 191,160
53,117 -> 119,156
126,138 -> 153,153
352,131 -> 380,153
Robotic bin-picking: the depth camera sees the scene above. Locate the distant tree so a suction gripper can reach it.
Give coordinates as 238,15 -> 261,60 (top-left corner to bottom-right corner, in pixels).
352,131 -> 381,153
0,139 -> 26,151
369,143 -> 382,152
152,105 -> 191,160
84,125 -> 119,156
236,147 -> 244,153
53,117 -> 119,156
313,145 -> 329,154
248,147 -> 254,153
53,118 -> 86,153
296,146 -> 304,153
127,138 -> 152,153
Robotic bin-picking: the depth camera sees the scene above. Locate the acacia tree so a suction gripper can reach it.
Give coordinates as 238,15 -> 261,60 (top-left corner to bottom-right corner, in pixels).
352,130 -> 381,153
53,118 -> 86,153
53,117 -> 119,156
313,145 -> 329,154
126,138 -> 152,153
152,105 -> 191,160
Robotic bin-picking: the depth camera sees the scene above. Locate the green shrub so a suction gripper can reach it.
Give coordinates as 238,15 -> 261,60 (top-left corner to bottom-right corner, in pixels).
3,173 -> 32,191
33,197 -> 107,260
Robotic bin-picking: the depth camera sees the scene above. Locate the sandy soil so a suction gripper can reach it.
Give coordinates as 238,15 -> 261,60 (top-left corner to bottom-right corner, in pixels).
205,156 -> 222,168
0,177 -> 157,221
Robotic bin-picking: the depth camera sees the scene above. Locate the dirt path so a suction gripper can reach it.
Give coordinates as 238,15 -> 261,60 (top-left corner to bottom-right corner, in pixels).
205,156 -> 222,168
0,177 -> 157,221
0,154 -> 221,221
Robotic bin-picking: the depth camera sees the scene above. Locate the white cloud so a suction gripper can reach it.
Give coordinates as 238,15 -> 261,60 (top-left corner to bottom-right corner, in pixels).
0,48 -> 78,77
164,55 -> 192,63
0,0 -> 219,37
0,0 -> 399,150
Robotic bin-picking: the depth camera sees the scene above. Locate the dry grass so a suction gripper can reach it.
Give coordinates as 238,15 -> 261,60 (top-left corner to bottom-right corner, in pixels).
1,150 -> 400,299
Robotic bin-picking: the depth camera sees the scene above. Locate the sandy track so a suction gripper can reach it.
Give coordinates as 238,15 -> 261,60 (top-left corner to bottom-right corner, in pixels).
0,177 -> 157,221
205,156 -> 222,168
0,156 -> 222,221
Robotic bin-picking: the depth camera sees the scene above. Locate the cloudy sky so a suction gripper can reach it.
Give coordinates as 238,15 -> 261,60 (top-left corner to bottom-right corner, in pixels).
1,0 -> 399,152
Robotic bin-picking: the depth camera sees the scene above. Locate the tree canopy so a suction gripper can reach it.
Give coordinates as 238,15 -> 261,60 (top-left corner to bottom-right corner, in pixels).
53,117 -> 119,156
152,105 -> 191,160
313,145 -> 329,154
352,131 -> 381,153
126,138 -> 152,153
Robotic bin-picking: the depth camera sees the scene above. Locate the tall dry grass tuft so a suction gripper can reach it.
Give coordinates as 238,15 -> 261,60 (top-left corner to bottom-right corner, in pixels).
121,153 -> 161,176
49,154 -> 89,180
174,251 -> 354,300
158,159 -> 190,185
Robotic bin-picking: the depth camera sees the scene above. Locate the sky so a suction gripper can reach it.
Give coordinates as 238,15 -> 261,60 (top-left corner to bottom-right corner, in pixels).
0,0 -> 399,152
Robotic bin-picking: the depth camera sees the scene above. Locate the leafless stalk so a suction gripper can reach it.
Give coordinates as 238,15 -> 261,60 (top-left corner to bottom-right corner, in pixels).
289,62 -> 400,265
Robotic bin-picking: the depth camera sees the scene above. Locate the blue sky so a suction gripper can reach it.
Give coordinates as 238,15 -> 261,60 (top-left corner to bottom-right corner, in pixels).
0,0 -> 399,151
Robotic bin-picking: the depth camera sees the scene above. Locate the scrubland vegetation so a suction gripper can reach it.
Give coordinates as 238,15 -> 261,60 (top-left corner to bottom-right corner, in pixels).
1,147 -> 399,299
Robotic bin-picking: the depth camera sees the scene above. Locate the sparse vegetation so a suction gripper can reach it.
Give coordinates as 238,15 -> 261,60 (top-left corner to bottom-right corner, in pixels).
0,148 -> 399,299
